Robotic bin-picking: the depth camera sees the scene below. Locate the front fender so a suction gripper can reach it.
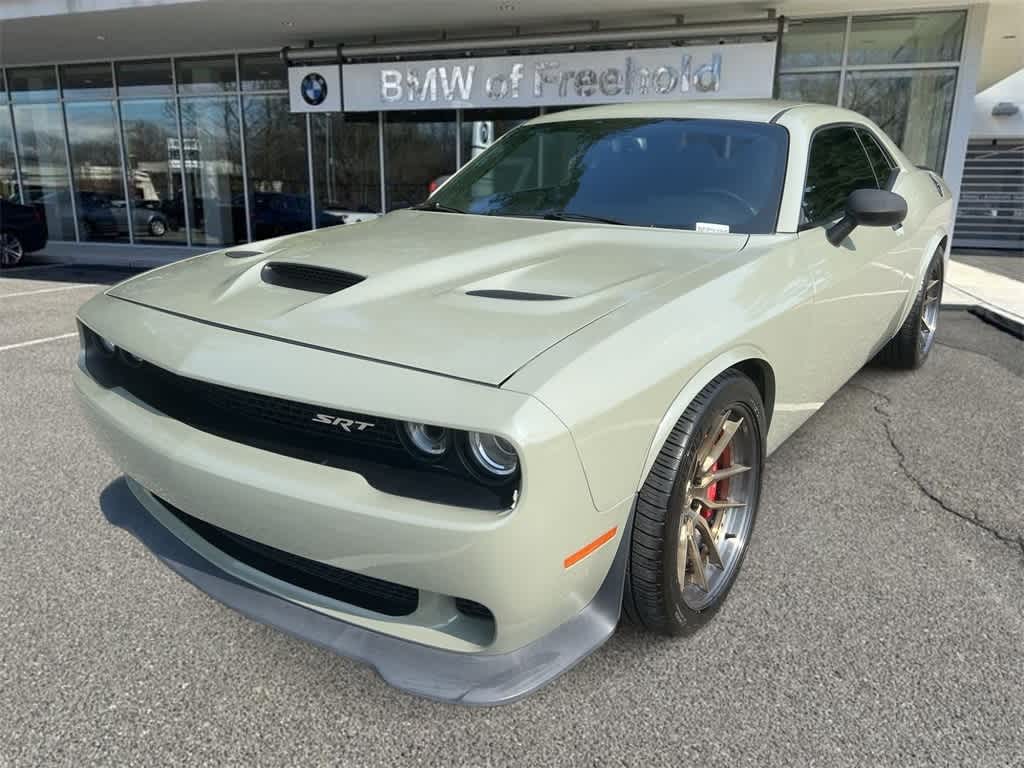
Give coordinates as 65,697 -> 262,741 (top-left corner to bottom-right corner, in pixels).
636,345 -> 770,490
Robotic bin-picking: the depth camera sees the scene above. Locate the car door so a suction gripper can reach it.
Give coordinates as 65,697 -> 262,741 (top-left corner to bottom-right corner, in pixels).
796,125 -> 908,397
857,126 -> 921,299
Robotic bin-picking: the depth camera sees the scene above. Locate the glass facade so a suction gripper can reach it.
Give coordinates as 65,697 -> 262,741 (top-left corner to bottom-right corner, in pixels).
384,110 -> 457,210
65,100 -> 128,241
776,11 -> 966,173
0,95 -> 18,201
312,112 -> 382,226
0,13 -> 970,250
243,94 -> 310,239
179,96 -> 245,245
13,102 -> 76,240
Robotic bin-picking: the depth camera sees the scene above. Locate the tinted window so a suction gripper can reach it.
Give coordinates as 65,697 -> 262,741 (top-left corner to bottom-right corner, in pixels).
60,63 -> 114,100
433,118 -> 789,234
116,60 -> 173,98
857,128 -> 896,188
802,126 -> 878,224
176,57 -> 237,94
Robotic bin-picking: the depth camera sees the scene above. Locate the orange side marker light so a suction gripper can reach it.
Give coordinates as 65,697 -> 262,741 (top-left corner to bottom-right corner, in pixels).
563,526 -> 618,569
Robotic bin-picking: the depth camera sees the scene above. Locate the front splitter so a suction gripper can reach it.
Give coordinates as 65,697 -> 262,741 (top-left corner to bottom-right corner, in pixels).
99,477 -> 630,706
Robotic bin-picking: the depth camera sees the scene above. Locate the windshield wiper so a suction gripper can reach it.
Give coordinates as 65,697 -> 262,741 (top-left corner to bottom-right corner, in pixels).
414,201 -> 466,214
542,210 -> 628,226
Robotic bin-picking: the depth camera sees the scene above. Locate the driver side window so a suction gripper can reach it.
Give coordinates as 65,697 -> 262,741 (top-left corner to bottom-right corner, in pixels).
802,127 -> 879,226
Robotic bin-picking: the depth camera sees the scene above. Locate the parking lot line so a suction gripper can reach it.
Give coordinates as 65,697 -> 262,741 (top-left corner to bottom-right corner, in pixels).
0,332 -> 77,353
0,284 -> 100,299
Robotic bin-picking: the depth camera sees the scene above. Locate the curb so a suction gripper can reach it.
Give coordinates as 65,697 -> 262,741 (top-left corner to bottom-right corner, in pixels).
969,306 -> 1024,340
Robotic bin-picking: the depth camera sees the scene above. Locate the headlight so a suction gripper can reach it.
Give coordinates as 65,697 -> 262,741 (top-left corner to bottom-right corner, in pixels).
465,432 -> 519,478
400,422 -> 450,460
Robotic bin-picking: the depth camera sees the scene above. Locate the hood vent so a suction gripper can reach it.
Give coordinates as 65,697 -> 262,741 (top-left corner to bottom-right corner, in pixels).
261,262 -> 365,294
466,289 -> 569,301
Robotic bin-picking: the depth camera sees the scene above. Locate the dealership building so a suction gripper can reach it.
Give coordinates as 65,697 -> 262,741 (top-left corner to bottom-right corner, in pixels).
0,0 -> 1020,263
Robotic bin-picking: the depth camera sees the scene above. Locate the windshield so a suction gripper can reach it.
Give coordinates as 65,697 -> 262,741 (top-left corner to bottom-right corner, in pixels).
430,118 -> 789,234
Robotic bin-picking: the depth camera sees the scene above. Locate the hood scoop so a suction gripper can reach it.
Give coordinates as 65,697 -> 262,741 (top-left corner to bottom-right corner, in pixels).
261,262 -> 365,295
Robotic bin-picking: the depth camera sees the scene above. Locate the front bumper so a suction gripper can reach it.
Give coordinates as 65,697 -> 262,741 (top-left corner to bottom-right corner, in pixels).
75,293 -> 630,693
101,477 -> 629,705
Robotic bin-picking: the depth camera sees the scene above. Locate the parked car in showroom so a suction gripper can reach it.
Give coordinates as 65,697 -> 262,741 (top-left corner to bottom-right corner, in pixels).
76,101 -> 953,704
110,198 -> 171,238
0,198 -> 48,267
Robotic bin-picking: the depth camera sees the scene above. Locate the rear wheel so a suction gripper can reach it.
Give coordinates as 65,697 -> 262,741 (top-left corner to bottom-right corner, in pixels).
0,232 -> 24,267
624,371 -> 766,635
877,249 -> 944,369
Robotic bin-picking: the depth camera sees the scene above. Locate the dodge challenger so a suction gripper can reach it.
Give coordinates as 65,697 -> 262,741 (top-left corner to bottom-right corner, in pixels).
75,101 -> 953,705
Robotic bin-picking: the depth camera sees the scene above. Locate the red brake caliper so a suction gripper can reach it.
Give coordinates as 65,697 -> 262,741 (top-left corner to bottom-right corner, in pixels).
702,446 -> 729,520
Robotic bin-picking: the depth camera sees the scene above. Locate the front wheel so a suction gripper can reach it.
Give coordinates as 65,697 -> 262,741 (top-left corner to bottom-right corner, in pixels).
0,232 -> 25,267
624,370 -> 766,635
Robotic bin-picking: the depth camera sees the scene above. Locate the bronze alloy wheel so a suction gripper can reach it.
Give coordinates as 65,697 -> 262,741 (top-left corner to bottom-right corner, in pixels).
919,259 -> 943,356
625,370 -> 765,635
677,407 -> 757,611
876,247 -> 945,370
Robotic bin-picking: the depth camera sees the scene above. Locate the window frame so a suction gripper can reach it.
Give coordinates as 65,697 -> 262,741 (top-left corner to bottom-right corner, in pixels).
855,126 -> 899,190
797,121 -> 884,230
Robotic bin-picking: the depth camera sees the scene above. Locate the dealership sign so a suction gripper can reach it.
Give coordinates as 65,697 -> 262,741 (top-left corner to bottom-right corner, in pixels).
339,42 -> 775,111
289,64 -> 342,113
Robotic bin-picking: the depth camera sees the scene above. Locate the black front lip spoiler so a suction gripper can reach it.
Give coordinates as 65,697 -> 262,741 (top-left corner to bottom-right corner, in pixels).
100,478 -> 630,706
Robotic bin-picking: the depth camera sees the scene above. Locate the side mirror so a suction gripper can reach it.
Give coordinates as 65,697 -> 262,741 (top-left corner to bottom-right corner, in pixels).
826,188 -> 908,246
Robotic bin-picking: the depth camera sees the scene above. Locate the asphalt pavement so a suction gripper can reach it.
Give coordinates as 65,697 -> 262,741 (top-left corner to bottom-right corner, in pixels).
1,265 -> 1022,767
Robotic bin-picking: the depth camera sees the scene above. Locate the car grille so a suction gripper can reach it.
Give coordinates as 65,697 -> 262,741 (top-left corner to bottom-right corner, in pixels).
155,495 -> 420,616
79,324 -> 513,511
90,342 -> 404,455
260,262 -> 365,294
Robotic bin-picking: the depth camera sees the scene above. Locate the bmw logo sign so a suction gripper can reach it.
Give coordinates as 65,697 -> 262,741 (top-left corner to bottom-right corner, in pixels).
301,73 -> 328,106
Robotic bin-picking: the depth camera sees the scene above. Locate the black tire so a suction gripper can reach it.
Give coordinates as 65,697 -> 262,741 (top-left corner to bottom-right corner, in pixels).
876,249 -> 944,370
624,370 -> 766,635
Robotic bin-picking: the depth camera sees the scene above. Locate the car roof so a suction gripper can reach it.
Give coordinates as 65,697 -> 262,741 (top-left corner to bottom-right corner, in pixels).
529,100 -> 856,126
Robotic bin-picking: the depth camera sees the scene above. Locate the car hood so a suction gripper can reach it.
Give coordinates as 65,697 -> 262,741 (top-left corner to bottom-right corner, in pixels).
108,211 -> 747,385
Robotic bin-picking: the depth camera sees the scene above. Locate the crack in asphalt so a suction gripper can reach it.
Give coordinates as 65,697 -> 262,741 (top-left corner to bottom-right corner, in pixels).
853,383 -> 1024,561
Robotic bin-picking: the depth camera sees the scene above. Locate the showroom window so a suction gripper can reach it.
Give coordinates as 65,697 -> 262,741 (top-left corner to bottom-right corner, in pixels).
312,112 -> 382,226
8,66 -> 76,240
1,72 -> 18,202
178,96 -> 245,246
62,63 -> 130,243
243,94 -> 311,240
119,98 -> 188,245
776,10 -> 966,172
384,110 -> 457,210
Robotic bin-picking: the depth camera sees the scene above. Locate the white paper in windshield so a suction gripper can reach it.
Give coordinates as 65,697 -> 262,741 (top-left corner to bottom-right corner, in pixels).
695,222 -> 731,233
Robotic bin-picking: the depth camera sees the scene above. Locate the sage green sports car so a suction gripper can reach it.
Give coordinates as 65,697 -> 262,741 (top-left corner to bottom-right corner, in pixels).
75,101 -> 953,705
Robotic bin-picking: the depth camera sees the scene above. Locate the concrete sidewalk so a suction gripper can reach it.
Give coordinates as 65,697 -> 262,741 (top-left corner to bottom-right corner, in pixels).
945,256 -> 1023,330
